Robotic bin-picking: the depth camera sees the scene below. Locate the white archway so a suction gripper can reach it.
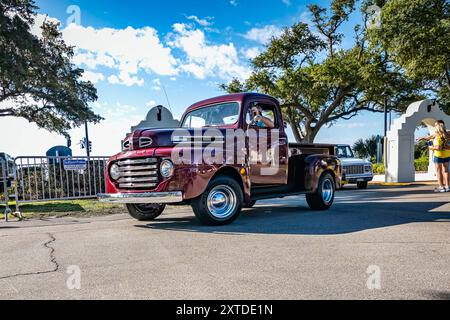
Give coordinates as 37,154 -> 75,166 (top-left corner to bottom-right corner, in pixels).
385,99 -> 450,182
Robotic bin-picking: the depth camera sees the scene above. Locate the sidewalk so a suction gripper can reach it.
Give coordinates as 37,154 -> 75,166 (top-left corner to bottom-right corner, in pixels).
372,173 -> 436,184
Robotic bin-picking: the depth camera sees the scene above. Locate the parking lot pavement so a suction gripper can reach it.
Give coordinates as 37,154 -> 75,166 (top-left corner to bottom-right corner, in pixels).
0,185 -> 449,300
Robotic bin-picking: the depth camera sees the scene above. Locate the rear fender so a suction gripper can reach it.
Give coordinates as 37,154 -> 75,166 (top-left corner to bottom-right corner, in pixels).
304,155 -> 341,193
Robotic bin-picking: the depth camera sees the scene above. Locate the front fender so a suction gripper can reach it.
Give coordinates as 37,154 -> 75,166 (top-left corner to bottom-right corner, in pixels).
304,155 -> 341,193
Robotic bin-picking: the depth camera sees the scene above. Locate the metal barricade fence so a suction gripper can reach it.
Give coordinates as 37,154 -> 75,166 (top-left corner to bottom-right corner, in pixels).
1,159 -> 12,221
13,156 -> 109,214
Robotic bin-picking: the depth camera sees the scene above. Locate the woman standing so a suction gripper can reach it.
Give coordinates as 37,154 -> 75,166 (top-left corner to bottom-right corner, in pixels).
418,120 -> 450,192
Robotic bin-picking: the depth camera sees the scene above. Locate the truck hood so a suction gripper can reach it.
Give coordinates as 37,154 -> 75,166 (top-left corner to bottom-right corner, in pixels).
339,157 -> 371,165
123,127 -> 228,151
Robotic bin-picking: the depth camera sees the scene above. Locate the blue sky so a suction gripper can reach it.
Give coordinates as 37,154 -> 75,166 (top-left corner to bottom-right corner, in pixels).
1,0 -> 408,157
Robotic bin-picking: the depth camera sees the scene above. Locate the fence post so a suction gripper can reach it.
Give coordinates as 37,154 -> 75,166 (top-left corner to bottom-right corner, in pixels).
12,161 -> 23,220
1,160 -> 12,222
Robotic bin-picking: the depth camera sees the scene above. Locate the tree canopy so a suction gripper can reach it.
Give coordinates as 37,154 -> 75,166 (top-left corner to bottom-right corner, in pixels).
367,0 -> 450,112
0,0 -> 102,137
222,0 -> 424,142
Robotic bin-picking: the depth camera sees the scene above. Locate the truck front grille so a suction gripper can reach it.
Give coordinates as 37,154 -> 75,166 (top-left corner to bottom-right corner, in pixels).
344,165 -> 364,175
115,158 -> 159,189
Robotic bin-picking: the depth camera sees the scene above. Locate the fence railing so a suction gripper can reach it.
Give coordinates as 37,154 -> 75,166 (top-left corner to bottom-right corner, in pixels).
12,156 -> 109,215
1,159 -> 13,221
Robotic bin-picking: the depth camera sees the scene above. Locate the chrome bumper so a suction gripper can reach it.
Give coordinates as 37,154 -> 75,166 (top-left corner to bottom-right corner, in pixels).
98,191 -> 183,204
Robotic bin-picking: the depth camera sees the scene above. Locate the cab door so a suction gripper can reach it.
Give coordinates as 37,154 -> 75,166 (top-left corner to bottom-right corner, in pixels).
244,99 -> 288,186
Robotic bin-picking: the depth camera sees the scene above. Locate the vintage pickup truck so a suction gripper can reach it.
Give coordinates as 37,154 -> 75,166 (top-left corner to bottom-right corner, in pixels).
99,93 -> 342,225
335,144 -> 373,189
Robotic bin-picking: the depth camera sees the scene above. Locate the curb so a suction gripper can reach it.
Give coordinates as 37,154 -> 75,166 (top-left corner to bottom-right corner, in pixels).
369,181 -> 436,187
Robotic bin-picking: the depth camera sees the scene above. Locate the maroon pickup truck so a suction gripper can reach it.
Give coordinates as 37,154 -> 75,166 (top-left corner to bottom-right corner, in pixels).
99,93 -> 341,225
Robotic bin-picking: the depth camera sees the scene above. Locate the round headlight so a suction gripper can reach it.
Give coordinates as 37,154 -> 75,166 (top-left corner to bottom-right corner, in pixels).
160,160 -> 174,178
109,163 -> 121,181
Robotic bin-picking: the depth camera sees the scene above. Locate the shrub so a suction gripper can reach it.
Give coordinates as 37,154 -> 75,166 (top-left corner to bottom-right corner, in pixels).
372,163 -> 385,174
414,157 -> 429,172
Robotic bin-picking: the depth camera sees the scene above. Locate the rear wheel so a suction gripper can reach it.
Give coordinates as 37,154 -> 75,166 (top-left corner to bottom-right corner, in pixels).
126,203 -> 165,221
191,176 -> 243,226
306,173 -> 335,210
357,181 -> 368,189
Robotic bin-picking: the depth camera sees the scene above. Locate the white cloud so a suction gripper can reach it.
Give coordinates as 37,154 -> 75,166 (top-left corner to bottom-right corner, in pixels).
230,0 -> 238,6
282,0 -> 291,6
169,23 -> 250,80
146,100 -> 157,108
242,47 -> 261,60
335,122 -> 366,129
62,24 -> 178,86
81,71 -> 105,84
243,25 -> 283,44
152,78 -> 161,91
186,15 -> 213,27
107,72 -> 144,87
30,14 -> 252,85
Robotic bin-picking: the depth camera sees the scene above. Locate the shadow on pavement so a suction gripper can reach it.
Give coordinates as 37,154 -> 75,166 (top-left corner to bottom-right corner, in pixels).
136,187 -> 450,235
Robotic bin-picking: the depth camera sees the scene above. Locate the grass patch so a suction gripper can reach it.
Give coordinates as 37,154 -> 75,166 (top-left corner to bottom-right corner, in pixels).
0,199 -> 125,220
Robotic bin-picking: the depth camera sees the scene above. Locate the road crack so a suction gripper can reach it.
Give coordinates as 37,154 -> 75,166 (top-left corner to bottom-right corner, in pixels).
0,233 -> 59,280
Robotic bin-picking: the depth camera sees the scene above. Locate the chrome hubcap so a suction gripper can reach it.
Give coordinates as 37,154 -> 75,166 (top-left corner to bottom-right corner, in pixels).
207,185 -> 237,219
322,179 -> 334,204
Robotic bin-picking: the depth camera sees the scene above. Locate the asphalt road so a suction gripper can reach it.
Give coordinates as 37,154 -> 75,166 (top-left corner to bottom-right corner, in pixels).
0,185 -> 449,300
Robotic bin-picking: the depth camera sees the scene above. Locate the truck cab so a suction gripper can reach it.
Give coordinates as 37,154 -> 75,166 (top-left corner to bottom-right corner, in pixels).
99,93 -> 341,225
335,144 -> 373,189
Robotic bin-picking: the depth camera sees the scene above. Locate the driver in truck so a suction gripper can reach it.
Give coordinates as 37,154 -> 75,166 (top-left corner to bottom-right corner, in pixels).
250,104 -> 275,128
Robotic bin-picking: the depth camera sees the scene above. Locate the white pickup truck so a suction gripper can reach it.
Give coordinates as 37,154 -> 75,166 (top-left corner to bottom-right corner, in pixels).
335,144 -> 373,189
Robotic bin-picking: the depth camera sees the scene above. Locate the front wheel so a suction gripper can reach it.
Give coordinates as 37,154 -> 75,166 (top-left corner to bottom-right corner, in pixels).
191,176 -> 243,226
306,173 -> 335,210
126,203 -> 165,221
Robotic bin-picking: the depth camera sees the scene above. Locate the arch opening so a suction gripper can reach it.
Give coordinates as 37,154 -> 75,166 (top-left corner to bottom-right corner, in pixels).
385,100 -> 450,182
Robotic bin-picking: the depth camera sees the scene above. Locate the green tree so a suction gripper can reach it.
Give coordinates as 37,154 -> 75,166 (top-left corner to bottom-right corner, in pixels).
414,139 -> 429,159
0,0 -> 102,136
352,135 -> 378,159
222,0 -> 421,142
366,0 -> 450,112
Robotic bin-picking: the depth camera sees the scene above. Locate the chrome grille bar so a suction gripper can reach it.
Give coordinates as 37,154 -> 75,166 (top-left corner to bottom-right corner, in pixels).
118,177 -> 158,183
119,182 -> 158,188
344,165 -> 364,175
118,170 -> 158,177
117,158 -> 157,166
114,157 -> 159,189
119,165 -> 158,171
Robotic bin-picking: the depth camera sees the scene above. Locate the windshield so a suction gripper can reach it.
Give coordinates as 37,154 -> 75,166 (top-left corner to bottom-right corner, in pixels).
336,145 -> 354,158
181,102 -> 240,128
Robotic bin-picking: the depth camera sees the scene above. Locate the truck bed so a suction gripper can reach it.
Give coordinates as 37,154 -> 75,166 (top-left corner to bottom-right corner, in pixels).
251,143 -> 338,200
289,143 -> 335,157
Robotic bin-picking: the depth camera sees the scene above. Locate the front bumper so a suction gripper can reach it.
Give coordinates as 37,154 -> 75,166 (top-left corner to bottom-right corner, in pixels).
343,173 -> 373,184
98,191 -> 183,204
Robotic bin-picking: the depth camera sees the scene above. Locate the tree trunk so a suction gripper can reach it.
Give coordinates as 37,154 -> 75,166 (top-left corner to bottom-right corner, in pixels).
302,123 -> 322,144
288,118 -> 303,143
